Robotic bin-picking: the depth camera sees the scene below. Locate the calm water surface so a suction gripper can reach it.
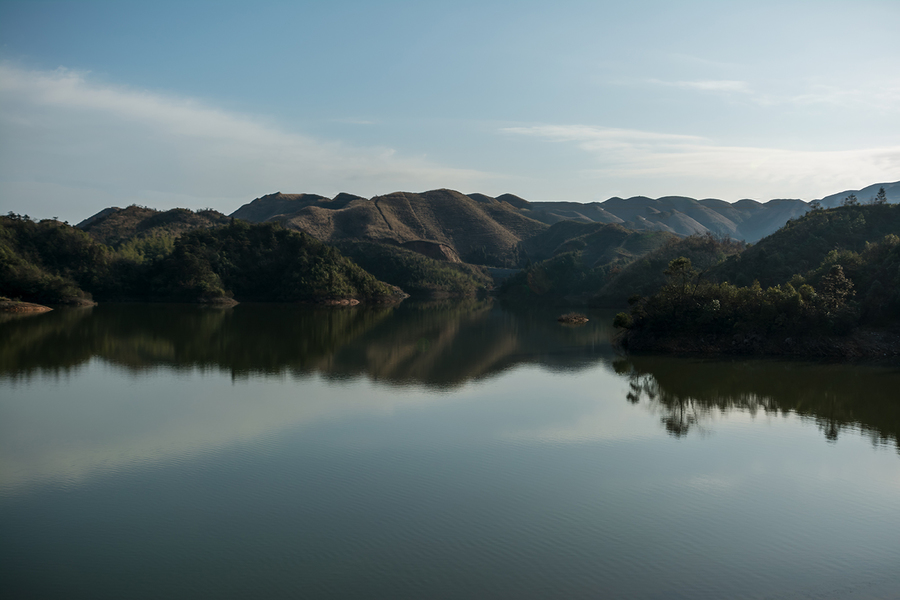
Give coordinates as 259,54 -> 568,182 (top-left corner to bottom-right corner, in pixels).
1,302 -> 899,599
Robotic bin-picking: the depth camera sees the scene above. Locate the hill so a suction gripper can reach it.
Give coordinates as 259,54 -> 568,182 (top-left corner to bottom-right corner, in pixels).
614,204 -> 900,356
594,233 -> 746,307
463,192 -> 814,242
469,181 -> 896,241
527,196 -> 811,242
146,221 -> 401,303
499,224 -> 682,304
73,182 -> 899,269
1,215 -> 103,305
816,182 -> 900,208
77,205 -> 230,246
336,241 -> 492,297
519,221 -> 677,267
230,189 -> 548,267
1,215 -> 401,304
711,203 -> 900,288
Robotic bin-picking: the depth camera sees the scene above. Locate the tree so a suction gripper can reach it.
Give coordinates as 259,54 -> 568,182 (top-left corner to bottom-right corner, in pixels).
664,256 -> 697,297
810,199 -> 823,211
873,186 -> 888,205
841,193 -> 859,207
819,264 -> 854,312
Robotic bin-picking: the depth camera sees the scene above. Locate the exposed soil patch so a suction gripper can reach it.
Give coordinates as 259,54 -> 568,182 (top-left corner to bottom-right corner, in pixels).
0,300 -> 53,313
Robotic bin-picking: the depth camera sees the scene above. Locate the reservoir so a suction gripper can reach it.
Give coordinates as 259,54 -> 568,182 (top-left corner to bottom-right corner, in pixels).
2,302 -> 899,599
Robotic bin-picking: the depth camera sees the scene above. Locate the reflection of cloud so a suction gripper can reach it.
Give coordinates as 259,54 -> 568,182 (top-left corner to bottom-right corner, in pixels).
503,124 -> 900,197
0,359 -> 634,495
0,63 -> 492,220
686,474 -> 743,493
504,409 -> 658,443
0,368 -> 453,495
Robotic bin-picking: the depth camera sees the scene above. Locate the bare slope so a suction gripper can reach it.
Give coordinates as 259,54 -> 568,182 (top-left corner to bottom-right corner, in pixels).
524,196 -> 808,242
463,193 -> 812,242
230,189 -> 548,266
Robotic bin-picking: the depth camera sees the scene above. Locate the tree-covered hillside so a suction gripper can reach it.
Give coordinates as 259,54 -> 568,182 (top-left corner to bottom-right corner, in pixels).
593,233 -> 745,307
144,221 -> 400,302
337,241 -> 492,297
614,204 -> 900,355
499,224 -> 680,303
1,215 -> 399,304
711,203 -> 900,288
78,205 -> 230,247
1,214 -> 106,304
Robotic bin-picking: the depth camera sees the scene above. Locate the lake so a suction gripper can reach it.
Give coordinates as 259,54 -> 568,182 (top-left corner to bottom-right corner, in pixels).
2,301 -> 899,599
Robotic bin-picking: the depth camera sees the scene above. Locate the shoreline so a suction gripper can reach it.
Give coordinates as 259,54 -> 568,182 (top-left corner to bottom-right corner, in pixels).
0,300 -> 53,314
616,327 -> 900,361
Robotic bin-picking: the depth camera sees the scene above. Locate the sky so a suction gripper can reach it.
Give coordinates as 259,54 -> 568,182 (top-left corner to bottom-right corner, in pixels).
1,0 -> 899,223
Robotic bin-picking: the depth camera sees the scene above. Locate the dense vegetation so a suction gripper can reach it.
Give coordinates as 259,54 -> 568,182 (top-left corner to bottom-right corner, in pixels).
615,205 -> 900,354
337,241 -> 492,297
78,205 -> 230,247
500,224 -> 679,303
0,214 -> 398,304
0,214 -> 105,304
593,233 -> 745,306
711,203 -> 900,287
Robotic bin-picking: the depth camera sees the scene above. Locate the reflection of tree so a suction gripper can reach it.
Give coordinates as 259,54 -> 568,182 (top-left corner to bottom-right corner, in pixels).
622,368 -> 708,437
614,356 -> 900,451
0,301 -> 618,389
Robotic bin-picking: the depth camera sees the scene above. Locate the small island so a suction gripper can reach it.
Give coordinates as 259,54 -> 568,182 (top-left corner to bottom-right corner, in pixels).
558,312 -> 589,324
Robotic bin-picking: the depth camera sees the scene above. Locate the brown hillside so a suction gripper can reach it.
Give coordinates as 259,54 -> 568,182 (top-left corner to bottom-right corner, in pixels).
229,193 -> 330,222
232,189 -> 548,266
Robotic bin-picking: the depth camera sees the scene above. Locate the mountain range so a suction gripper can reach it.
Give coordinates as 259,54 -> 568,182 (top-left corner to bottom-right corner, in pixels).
76,182 -> 899,268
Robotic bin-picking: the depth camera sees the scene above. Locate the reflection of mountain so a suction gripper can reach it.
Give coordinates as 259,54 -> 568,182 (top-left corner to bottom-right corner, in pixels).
0,302 -> 617,388
0,304 -> 393,379
0,302 -> 616,494
327,302 -> 616,388
616,356 -> 900,450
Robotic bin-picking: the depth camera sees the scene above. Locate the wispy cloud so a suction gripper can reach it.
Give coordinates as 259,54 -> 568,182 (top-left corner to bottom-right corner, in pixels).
331,117 -> 379,125
643,75 -> 900,111
0,64 -> 493,220
648,78 -> 751,93
503,124 -> 900,199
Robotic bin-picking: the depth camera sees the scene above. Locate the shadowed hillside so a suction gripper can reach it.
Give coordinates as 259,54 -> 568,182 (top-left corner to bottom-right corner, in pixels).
517,196 -> 810,242
2,215 -> 400,304
816,181 -> 900,208
613,204 -> 900,357
519,221 -> 676,267
594,233 -> 745,307
499,225 -> 682,305
711,203 -> 900,288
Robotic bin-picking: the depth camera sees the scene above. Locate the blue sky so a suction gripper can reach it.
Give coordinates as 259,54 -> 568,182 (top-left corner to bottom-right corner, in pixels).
1,0 -> 898,222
